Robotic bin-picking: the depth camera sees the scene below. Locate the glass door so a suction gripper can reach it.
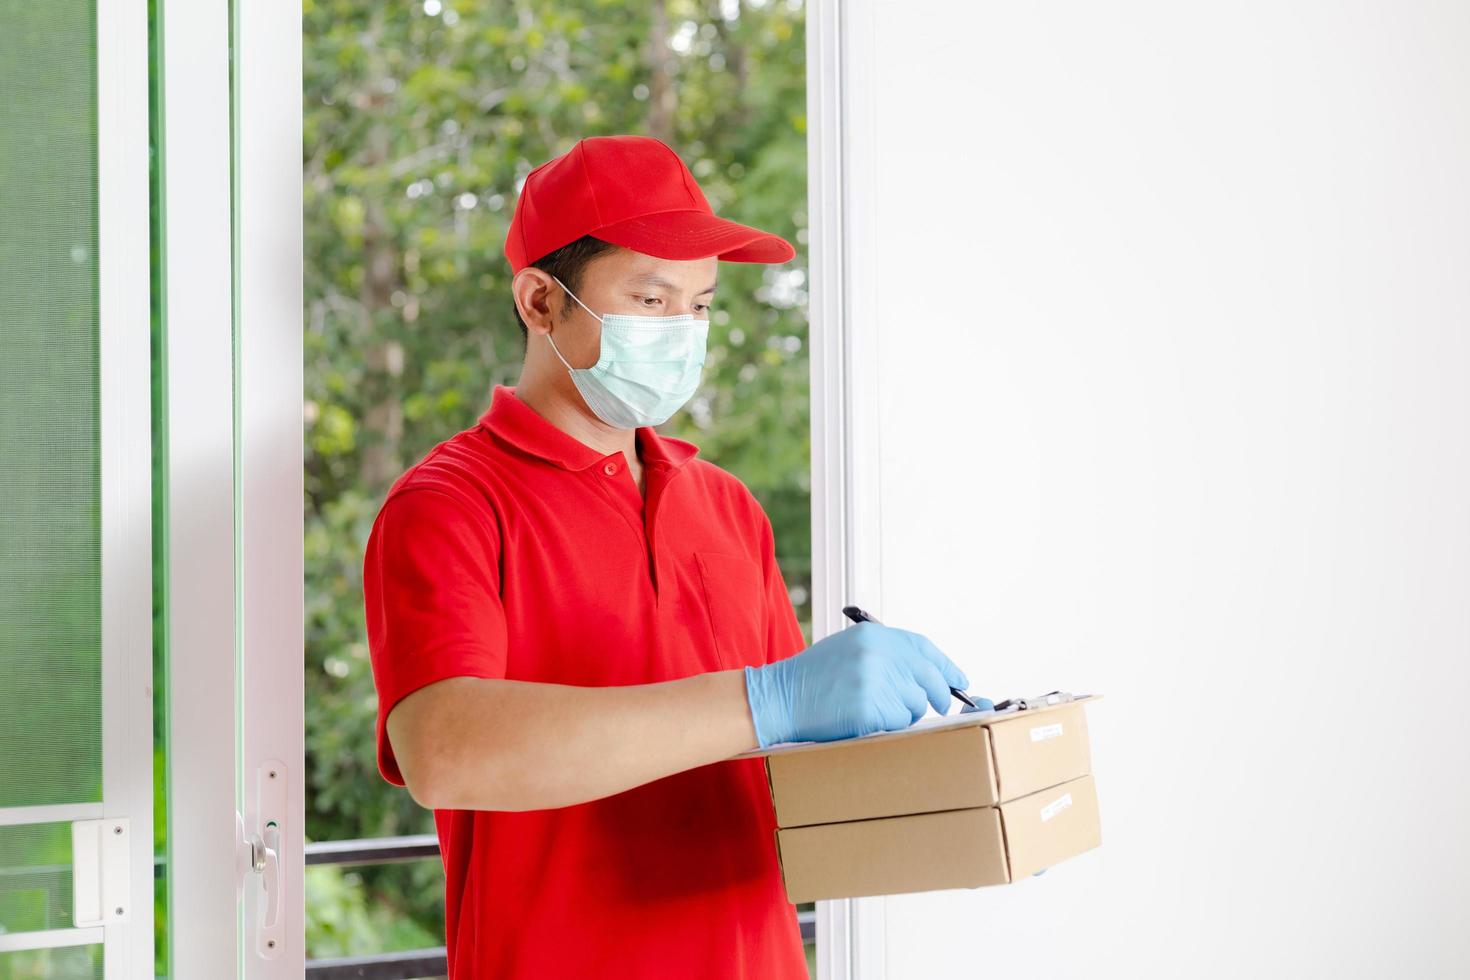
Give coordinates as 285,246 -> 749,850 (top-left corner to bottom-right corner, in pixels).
0,0 -> 155,976
0,0 -> 303,975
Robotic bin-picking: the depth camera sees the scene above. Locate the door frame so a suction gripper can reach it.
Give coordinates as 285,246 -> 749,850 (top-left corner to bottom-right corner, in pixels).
159,0 -> 304,974
97,0 -> 157,972
806,0 -> 888,977
236,0 -> 306,972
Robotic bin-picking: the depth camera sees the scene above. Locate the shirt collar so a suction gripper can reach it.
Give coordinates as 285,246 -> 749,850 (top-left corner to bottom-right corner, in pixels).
478,383 -> 701,472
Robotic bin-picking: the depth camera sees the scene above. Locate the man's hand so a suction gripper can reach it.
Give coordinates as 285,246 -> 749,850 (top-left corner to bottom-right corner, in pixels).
742,620 -> 973,747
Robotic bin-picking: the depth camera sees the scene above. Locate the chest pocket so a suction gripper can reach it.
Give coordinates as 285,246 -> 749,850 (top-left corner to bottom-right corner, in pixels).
694,551 -> 766,670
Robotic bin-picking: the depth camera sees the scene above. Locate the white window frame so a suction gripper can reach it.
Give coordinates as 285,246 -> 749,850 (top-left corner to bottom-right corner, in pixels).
159,0 -> 304,975
807,0 -> 888,976
96,0 -> 157,973
237,0 -> 306,972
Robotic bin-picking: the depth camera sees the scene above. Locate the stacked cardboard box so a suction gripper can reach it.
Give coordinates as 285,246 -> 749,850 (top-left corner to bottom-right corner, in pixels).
732,696 -> 1102,902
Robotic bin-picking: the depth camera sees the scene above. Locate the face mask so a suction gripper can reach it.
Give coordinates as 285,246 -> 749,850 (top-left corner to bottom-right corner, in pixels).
545,273 -> 710,429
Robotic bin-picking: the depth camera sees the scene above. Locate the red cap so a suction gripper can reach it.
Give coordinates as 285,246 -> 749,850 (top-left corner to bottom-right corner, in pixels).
504,135 -> 796,273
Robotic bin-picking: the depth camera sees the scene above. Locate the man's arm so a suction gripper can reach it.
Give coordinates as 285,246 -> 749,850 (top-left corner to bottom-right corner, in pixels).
387,667 -> 760,812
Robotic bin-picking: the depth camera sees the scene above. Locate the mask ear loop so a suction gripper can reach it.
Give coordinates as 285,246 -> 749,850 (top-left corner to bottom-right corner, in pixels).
550,273 -> 605,324
545,273 -> 603,371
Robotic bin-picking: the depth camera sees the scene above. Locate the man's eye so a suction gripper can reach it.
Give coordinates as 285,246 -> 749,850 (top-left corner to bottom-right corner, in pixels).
693,303 -> 710,314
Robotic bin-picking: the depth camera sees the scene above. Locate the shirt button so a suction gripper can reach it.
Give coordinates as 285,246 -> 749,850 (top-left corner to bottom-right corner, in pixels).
603,461 -> 618,475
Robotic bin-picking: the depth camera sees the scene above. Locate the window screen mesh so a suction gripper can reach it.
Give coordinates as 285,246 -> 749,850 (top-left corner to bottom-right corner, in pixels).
0,0 -> 104,809
0,945 -> 103,980
0,822 -> 76,935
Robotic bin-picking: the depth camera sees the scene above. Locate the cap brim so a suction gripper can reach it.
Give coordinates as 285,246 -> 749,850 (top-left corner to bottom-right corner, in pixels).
591,209 -> 796,265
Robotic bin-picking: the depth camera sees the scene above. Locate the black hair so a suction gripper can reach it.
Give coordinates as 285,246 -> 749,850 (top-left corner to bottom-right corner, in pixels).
512,235 -> 621,353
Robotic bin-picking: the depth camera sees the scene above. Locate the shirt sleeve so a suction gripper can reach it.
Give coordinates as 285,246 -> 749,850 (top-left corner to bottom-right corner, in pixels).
362,486 -> 509,786
755,504 -> 809,665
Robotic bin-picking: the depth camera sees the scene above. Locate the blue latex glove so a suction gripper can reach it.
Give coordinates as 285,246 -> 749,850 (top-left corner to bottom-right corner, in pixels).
743,620 -> 976,748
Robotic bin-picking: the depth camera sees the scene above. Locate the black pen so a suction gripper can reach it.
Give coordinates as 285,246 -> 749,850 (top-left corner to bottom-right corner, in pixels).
841,605 -> 978,709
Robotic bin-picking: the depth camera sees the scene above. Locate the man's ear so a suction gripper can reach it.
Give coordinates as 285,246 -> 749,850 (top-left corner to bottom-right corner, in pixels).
512,269 -> 558,336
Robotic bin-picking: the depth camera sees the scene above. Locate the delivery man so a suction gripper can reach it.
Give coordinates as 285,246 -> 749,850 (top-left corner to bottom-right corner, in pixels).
363,134 -> 974,979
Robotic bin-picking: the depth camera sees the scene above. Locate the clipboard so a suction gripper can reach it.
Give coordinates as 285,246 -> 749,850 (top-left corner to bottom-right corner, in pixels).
731,692 -> 1101,760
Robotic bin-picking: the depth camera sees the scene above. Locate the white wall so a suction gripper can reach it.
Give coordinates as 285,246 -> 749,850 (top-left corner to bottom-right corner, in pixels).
845,2 -> 1470,976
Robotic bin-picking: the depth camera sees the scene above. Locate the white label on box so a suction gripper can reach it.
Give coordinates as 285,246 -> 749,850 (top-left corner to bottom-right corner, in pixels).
1029,722 -> 1064,742
1040,792 -> 1073,823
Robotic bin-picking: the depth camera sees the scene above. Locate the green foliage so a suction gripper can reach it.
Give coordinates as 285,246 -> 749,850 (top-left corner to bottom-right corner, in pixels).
305,864 -> 443,958
303,0 -> 811,959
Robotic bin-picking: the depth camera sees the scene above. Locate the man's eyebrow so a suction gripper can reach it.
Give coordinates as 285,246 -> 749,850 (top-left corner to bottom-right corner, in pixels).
627,273 -> 718,295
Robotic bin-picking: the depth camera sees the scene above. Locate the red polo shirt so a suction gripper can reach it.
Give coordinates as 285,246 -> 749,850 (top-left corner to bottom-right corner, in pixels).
362,383 -> 810,979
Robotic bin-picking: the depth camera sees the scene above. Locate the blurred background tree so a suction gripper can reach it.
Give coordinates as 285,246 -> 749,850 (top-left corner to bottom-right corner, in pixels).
301,0 -> 810,965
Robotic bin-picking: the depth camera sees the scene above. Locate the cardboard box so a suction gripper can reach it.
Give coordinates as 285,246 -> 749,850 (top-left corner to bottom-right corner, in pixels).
732,696 -> 1102,902
776,775 -> 1101,901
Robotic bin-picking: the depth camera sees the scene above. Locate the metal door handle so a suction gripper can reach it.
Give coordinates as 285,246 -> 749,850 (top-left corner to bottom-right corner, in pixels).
237,759 -> 287,958
247,824 -> 281,929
